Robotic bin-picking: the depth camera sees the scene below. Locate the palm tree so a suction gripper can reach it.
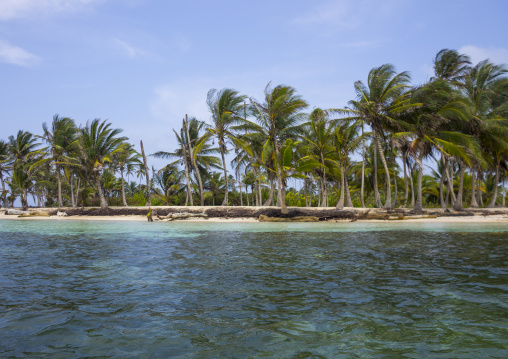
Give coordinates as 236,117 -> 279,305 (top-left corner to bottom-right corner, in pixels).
8,131 -> 42,210
432,49 -> 471,85
112,143 -> 141,206
300,109 -> 337,207
36,115 -> 77,208
206,88 -> 247,206
396,80 -> 476,211
342,64 -> 415,208
250,83 -> 308,213
0,140 -> 11,208
77,119 -> 126,209
461,60 -> 508,208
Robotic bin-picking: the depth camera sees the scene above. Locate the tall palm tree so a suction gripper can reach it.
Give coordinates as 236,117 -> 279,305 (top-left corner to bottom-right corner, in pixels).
8,131 -> 42,210
342,64 -> 415,208
36,115 -> 77,208
112,143 -> 141,206
396,81 -> 476,211
77,119 -> 126,209
461,60 -> 508,208
250,83 -> 308,213
0,140 -> 11,208
300,109 -> 337,207
206,88 -> 247,206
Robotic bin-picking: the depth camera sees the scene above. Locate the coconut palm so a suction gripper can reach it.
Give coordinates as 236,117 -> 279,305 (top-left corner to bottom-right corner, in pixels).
206,88 -> 247,206
0,140 -> 11,208
341,64 -> 415,208
35,115 -> 77,208
112,143 -> 141,206
8,131 -> 43,210
432,49 -> 471,85
250,83 -> 308,213
77,119 -> 126,209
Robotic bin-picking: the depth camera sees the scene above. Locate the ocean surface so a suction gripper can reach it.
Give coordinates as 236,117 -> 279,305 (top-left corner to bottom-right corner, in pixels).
0,219 -> 507,358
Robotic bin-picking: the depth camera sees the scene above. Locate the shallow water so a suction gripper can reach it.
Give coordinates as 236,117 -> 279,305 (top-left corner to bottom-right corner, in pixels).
1,219 -> 507,358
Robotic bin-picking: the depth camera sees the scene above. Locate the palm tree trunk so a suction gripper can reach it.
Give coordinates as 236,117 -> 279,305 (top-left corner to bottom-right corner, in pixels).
185,115 -> 204,206
502,177 -> 506,207
470,166 -> 478,208
403,154 -> 409,208
444,157 -> 457,206
336,165 -> 345,209
453,164 -> 466,211
239,174 -> 243,206
414,153 -> 424,212
410,166 -> 415,207
95,175 -> 108,209
345,170 -> 353,207
478,171 -> 483,206
273,141 -> 288,214
220,147 -> 229,206
373,141 -> 382,208
174,129 -> 193,207
258,168 -> 262,206
487,164 -> 500,208
304,177 -> 308,207
57,166 -> 63,208
21,188 -> 28,210
360,126 -> 366,208
449,159 -> 456,206
70,173 -> 76,208
375,131 -> 391,208
439,157 -> 446,208
1,173 -> 7,208
140,140 -> 151,206
121,169 -> 128,207
393,168 -> 398,208
76,177 -> 81,207
264,174 -> 274,206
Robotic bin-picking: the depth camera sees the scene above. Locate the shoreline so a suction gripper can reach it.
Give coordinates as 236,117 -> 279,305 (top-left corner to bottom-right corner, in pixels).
1,206 -> 508,224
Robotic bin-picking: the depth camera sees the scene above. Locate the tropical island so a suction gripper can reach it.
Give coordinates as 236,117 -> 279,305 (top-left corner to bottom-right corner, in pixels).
1,49 -> 507,222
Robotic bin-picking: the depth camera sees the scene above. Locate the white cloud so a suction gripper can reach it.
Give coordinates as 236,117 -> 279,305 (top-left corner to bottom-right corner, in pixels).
0,40 -> 40,66
459,45 -> 508,66
0,0 -> 103,20
113,38 -> 158,60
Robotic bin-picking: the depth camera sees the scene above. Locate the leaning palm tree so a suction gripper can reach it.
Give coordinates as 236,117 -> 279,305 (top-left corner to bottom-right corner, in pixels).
36,115 -> 77,208
206,88 -> 247,206
77,119 -> 126,209
250,83 -> 308,213
339,64 -> 415,208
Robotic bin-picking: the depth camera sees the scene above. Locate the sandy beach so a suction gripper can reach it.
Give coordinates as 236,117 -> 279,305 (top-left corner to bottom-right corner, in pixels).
1,206 -> 508,223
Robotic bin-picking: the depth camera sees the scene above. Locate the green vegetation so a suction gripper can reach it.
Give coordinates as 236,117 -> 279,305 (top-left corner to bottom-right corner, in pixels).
1,49 -> 507,211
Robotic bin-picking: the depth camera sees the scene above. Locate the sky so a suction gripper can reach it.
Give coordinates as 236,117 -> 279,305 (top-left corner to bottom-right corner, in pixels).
1,0 -> 508,172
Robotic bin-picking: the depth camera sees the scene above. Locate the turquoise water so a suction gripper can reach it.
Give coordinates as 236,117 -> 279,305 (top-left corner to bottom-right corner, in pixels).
1,219 -> 507,358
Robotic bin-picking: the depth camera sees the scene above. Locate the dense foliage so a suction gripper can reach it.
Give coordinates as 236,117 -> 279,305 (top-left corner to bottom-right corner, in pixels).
1,49 -> 507,211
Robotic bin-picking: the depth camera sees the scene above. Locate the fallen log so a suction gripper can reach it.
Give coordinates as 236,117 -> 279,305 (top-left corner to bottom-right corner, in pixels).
18,211 -> 50,218
158,212 -> 208,221
7,209 -> 30,215
258,215 -> 319,222
388,214 -> 438,220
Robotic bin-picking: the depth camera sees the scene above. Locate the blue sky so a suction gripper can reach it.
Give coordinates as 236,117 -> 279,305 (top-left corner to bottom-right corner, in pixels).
1,0 -> 508,170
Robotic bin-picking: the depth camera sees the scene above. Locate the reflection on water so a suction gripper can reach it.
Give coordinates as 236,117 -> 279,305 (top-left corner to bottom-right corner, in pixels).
0,220 -> 507,357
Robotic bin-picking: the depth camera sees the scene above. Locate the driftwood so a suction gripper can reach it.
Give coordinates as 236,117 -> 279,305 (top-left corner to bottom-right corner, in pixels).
7,209 -> 30,215
158,212 -> 208,221
18,211 -> 50,218
388,214 -> 438,220
258,215 -> 319,222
